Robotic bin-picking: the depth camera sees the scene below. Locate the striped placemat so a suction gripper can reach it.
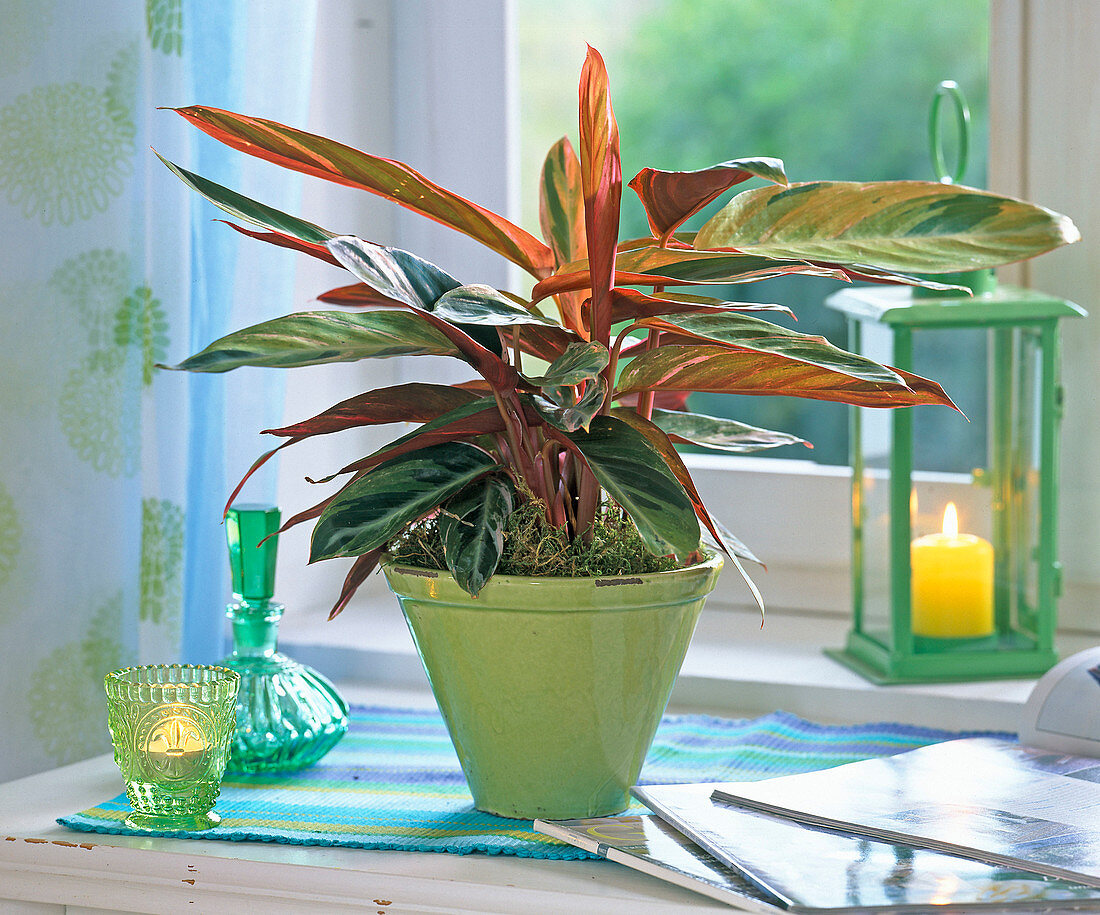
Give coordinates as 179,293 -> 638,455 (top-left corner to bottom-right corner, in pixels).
58,706 -> 1003,857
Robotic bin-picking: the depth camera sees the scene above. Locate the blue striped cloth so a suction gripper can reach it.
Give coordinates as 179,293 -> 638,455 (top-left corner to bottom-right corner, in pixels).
58,706 -> 1002,858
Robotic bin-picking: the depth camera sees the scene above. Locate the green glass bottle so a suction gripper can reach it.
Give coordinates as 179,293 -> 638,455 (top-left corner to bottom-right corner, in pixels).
221,504 -> 348,773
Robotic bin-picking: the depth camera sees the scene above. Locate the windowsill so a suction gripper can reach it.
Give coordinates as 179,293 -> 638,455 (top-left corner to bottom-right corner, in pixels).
279,589 -> 1096,736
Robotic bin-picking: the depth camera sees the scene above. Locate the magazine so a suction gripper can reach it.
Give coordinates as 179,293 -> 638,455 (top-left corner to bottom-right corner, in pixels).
710,737 -> 1100,890
632,782 -> 1100,912
534,813 -> 786,912
704,647 -> 1100,892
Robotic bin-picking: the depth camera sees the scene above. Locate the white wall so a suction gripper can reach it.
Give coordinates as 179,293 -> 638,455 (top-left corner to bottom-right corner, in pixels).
274,0 -> 516,620
991,0 -> 1100,631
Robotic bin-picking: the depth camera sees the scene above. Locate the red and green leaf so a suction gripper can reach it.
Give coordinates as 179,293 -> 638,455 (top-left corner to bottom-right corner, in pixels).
695,181 -> 1081,273
617,345 -> 960,410
218,221 -> 342,267
162,311 -> 460,373
531,249 -> 844,304
316,282 -> 406,308
174,106 -> 553,277
616,390 -> 692,412
633,313 -> 904,386
328,549 -> 384,620
308,398 -> 513,484
629,158 -> 787,242
222,384 -> 484,516
605,289 -> 793,324
612,245 -> 845,283
265,383 -> 482,439
539,136 -> 588,333
578,46 -> 622,347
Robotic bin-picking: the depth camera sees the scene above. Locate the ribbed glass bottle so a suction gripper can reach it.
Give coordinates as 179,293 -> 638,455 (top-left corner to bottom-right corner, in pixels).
221,504 -> 348,774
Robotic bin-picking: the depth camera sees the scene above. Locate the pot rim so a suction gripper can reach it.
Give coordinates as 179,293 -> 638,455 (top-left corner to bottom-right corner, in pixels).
381,550 -> 724,611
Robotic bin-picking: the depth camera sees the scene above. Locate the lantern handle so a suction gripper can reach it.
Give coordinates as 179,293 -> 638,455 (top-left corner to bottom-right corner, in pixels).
929,80 -> 970,185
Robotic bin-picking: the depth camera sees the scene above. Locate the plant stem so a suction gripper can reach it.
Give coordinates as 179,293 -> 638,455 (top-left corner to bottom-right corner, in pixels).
633,330 -> 660,420
635,281 -> 666,420
492,389 -> 546,504
539,443 -> 566,528
576,465 -> 600,541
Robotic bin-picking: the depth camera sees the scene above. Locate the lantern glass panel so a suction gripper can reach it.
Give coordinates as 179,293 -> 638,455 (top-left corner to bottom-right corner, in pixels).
910,328 -> 996,649
1008,327 -> 1043,640
912,329 -> 989,474
854,322 -> 894,649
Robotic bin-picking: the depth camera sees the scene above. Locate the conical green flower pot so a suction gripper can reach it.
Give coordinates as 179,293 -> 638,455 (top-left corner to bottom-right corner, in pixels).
382,553 -> 722,820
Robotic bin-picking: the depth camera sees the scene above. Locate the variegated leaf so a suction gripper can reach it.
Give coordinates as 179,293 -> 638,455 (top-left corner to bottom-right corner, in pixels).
521,341 -> 609,388
433,284 -> 558,326
162,311 -> 458,373
158,154 -> 334,245
440,476 -> 515,596
635,313 -> 903,386
629,158 -> 787,239
617,345 -> 959,410
327,236 -> 511,374
648,408 -> 810,453
310,442 -> 499,562
526,378 -> 607,433
560,415 -> 700,558
173,106 -> 554,277
604,289 -> 793,323
696,181 -> 1080,273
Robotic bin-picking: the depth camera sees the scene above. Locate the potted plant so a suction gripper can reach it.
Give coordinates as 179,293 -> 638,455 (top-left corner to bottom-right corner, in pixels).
159,47 -> 1078,819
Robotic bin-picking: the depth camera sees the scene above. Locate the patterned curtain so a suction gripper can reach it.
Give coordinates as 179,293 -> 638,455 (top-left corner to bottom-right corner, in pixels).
0,0 -> 316,781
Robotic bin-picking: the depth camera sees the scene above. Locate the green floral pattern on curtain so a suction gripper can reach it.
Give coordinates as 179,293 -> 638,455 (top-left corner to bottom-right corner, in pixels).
0,60 -> 136,225
0,484 -> 19,594
28,593 -> 130,766
0,1 -> 316,780
147,0 -> 183,56
140,498 -> 186,627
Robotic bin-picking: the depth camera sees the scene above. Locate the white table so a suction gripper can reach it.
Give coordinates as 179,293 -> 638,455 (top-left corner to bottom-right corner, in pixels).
0,753 -> 734,914
4,621 -> 1064,914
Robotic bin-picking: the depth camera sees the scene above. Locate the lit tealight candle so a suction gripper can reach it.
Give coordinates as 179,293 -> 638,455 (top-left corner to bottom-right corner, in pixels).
911,502 -> 994,638
144,713 -> 210,780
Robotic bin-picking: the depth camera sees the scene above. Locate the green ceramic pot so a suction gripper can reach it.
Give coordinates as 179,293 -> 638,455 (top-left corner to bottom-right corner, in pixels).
382,553 -> 723,820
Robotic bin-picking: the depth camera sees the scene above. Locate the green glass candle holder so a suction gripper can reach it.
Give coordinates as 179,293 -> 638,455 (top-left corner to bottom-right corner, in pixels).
104,664 -> 240,831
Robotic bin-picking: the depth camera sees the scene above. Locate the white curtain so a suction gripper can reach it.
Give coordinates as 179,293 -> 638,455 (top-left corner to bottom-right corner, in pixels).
0,0 -> 316,781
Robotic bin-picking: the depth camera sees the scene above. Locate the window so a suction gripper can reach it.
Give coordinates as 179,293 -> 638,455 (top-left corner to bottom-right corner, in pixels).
274,1 -> 1099,648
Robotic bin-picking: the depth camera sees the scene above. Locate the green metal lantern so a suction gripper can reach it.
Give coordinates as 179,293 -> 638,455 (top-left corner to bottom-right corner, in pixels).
824,282 -> 1085,683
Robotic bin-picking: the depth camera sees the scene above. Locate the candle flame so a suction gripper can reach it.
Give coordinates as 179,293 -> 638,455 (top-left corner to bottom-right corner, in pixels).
943,502 -> 959,537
